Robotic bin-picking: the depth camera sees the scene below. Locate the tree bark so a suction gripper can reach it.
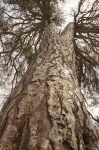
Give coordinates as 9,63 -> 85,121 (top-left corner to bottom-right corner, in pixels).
0,22 -> 99,150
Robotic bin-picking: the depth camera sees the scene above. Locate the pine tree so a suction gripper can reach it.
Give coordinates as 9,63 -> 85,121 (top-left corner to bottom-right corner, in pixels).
0,0 -> 99,149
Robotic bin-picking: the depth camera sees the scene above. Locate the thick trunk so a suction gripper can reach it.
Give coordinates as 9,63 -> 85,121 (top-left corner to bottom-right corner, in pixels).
0,22 -> 99,150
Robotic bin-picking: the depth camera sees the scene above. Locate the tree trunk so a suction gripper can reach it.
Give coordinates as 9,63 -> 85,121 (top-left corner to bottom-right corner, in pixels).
0,22 -> 99,150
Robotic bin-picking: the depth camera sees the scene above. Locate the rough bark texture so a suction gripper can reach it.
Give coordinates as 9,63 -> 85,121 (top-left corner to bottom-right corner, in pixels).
0,22 -> 99,150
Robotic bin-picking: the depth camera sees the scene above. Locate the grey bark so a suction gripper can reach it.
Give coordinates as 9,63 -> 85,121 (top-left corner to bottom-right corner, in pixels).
0,22 -> 99,150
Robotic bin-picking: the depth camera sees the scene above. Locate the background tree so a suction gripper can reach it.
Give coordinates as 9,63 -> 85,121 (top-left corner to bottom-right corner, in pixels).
0,0 -> 99,149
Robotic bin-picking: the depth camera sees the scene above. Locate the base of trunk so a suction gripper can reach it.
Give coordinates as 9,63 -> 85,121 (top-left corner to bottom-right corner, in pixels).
0,76 -> 99,150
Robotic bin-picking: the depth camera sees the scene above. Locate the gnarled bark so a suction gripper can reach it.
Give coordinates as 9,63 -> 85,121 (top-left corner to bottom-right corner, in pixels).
0,22 -> 99,150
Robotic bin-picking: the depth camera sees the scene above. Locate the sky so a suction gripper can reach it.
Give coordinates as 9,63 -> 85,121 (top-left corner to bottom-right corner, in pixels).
61,0 -> 79,23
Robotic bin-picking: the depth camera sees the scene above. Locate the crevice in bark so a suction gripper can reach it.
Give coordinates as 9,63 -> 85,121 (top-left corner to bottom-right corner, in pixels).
13,116 -> 30,150
0,105 -> 14,137
83,131 -> 91,150
49,140 -> 55,150
62,141 -> 74,150
0,112 -> 8,137
36,144 -> 41,150
12,124 -> 24,149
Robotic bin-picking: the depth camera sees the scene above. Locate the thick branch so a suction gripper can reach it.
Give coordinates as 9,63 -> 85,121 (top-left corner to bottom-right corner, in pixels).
75,25 -> 99,34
